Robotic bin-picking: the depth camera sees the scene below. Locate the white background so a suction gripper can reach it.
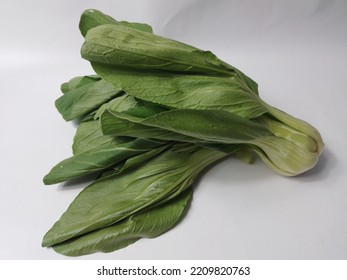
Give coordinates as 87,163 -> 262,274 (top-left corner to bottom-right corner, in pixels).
1,0 -> 346,260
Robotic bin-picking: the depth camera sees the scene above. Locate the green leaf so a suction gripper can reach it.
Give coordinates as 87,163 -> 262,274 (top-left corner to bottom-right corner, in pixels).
42,144 -> 226,247
52,188 -> 192,256
72,119 -> 172,179
90,64 -> 266,119
100,144 -> 171,179
79,9 -> 153,38
72,120 -> 116,155
99,107 -> 243,158
60,75 -> 100,95
82,24 -> 235,76
43,138 -> 165,185
81,23 -> 258,94
101,109 -> 200,143
103,108 -> 271,144
55,78 -> 122,121
94,94 -> 139,120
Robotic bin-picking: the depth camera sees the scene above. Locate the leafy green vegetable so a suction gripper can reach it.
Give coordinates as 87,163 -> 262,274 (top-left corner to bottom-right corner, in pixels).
42,9 -> 324,256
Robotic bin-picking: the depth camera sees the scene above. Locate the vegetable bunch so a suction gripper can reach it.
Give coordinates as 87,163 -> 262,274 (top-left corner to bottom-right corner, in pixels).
42,9 -> 324,256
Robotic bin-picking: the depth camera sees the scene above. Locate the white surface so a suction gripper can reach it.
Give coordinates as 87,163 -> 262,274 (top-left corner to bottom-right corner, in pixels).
1,0 -> 346,259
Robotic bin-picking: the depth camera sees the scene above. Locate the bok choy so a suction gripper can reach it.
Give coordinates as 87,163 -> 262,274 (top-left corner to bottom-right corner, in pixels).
42,9 -> 324,256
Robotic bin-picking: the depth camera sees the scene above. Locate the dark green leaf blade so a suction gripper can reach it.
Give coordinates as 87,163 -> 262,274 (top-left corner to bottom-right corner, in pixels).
103,108 -> 271,144
52,188 -> 192,256
43,138 -> 164,185
71,94 -> 143,154
79,9 -> 153,38
81,22 -> 258,94
60,75 -> 101,95
101,109 -> 244,158
82,24 -> 236,76
100,144 -> 170,179
101,109 -> 201,143
42,144 -> 226,247
72,120 -> 116,155
55,78 -> 122,121
93,94 -> 138,120
90,64 -> 266,119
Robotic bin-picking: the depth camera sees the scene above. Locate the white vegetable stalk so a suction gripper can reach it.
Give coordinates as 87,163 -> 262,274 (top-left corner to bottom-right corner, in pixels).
250,102 -> 324,176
